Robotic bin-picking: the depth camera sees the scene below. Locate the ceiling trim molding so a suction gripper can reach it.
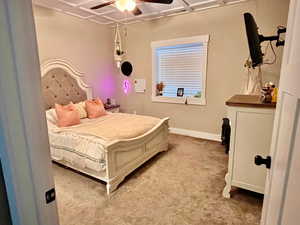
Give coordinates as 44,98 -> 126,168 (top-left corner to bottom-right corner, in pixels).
33,0 -> 251,26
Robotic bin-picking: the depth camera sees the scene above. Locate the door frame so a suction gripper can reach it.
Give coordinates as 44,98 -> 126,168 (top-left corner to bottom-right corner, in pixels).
260,0 -> 298,224
0,0 -> 59,225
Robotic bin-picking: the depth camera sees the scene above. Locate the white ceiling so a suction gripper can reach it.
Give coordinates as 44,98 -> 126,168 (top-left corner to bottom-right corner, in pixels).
32,0 -> 249,25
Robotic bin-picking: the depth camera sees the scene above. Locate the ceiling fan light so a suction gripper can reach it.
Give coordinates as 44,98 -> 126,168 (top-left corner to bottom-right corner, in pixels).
116,0 -> 127,11
126,0 -> 136,11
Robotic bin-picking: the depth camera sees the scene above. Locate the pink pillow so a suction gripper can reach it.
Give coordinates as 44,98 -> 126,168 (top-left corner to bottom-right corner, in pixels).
85,98 -> 107,119
55,103 -> 80,127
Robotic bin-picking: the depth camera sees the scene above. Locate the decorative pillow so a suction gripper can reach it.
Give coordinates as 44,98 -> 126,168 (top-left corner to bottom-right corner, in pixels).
74,101 -> 87,119
55,103 -> 80,127
85,98 -> 107,119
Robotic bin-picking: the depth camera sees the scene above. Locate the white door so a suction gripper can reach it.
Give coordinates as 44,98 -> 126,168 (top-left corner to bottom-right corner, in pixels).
0,0 -> 59,225
261,0 -> 300,224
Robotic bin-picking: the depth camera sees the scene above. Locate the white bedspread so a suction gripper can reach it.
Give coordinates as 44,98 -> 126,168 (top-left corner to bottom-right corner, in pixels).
52,113 -> 161,141
48,123 -> 107,172
47,113 -> 162,173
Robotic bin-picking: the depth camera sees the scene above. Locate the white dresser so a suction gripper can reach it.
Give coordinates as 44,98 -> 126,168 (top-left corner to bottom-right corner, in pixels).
223,95 -> 275,198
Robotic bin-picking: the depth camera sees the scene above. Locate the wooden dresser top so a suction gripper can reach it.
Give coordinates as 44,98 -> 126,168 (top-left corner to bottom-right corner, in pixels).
226,95 -> 276,108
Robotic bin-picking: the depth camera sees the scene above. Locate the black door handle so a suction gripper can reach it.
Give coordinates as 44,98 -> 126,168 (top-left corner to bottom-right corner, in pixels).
254,155 -> 271,169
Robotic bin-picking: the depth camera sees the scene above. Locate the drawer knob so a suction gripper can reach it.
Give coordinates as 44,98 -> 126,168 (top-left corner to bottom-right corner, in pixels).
254,155 -> 271,169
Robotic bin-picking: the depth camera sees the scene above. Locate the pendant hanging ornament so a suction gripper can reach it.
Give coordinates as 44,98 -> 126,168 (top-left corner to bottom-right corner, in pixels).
114,24 -> 125,68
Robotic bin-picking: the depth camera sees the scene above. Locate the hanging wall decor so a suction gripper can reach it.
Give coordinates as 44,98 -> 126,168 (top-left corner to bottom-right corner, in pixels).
123,79 -> 131,94
120,61 -> 133,76
114,24 -> 125,68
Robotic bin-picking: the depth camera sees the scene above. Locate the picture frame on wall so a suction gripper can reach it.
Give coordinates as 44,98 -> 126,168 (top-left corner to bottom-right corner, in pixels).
177,88 -> 184,97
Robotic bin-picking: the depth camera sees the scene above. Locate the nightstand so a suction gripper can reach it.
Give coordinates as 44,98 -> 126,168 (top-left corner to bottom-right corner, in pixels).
222,95 -> 275,198
104,104 -> 120,113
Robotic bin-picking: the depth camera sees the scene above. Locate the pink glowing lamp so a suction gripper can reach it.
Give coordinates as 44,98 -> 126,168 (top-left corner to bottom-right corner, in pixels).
123,79 -> 130,94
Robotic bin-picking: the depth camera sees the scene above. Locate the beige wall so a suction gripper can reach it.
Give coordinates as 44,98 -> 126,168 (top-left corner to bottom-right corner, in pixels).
256,0 -> 290,84
116,0 -> 290,134
32,1 -> 290,135
33,6 -> 117,100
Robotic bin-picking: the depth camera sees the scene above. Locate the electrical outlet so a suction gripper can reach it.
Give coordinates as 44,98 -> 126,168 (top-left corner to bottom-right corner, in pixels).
45,188 -> 56,204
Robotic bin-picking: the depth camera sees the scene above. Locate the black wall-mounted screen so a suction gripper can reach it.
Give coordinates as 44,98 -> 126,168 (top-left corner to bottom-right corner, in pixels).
244,12 -> 263,67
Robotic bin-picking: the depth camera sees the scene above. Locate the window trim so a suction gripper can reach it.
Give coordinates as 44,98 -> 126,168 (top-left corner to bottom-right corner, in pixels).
151,35 -> 209,105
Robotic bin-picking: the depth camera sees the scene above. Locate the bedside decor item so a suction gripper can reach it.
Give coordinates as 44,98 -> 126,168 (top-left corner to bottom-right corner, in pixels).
111,98 -> 117,105
104,99 -> 120,113
105,104 -> 120,113
261,82 -> 275,103
177,88 -> 184,97
156,82 -> 165,96
121,61 -> 133,77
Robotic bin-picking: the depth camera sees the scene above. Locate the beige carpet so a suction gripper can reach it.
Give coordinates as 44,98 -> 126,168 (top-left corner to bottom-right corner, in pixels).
53,134 -> 263,225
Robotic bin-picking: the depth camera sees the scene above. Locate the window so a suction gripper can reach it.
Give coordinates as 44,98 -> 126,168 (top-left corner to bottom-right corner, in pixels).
151,35 -> 209,105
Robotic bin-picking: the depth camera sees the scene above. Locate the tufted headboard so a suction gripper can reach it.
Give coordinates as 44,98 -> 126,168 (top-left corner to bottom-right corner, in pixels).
41,59 -> 92,110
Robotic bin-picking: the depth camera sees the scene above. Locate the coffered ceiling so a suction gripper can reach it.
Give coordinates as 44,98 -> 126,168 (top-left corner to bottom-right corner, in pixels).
32,0 -> 249,25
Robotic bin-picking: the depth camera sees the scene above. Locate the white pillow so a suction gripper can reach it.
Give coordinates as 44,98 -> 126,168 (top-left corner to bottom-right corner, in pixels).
45,108 -> 57,125
74,101 -> 87,119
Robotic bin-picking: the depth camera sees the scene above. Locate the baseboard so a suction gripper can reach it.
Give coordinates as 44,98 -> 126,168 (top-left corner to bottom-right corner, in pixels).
169,127 -> 221,142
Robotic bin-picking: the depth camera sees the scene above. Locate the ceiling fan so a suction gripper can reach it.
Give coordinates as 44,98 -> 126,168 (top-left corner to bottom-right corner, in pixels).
90,0 -> 174,16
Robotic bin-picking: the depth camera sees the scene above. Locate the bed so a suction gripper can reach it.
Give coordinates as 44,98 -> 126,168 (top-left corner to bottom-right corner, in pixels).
41,59 -> 169,195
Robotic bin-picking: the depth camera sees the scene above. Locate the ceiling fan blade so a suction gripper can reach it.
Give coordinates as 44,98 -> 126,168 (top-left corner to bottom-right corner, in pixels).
90,1 -> 115,10
132,6 -> 142,16
139,0 -> 173,4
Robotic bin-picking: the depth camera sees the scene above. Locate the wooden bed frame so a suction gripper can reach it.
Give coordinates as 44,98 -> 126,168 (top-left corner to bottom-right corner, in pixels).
41,59 -> 169,194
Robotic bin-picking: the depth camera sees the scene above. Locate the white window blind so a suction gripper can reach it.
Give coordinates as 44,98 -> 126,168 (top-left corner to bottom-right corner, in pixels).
155,43 -> 206,97
152,36 -> 208,104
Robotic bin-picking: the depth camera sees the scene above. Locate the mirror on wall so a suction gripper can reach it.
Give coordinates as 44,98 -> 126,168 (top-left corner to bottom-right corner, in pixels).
120,61 -> 133,77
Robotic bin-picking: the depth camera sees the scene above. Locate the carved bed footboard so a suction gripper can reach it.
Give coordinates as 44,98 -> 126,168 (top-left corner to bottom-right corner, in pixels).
105,118 -> 169,194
